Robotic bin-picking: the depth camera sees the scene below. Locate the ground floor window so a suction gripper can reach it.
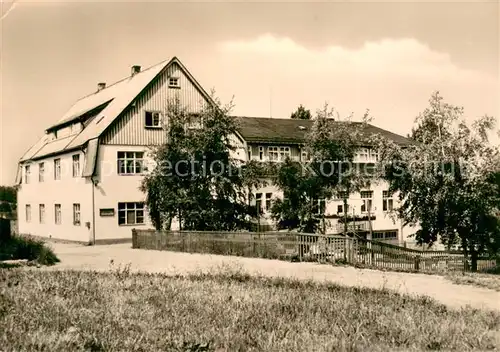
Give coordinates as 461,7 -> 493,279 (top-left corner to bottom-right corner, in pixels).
39,204 -> 45,224
118,202 -> 145,225
373,230 -> 398,240
55,204 -> 61,225
73,203 -> 81,226
25,204 -> 31,223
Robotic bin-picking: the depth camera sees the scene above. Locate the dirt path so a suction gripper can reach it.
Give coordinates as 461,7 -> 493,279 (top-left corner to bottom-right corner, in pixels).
43,242 -> 500,312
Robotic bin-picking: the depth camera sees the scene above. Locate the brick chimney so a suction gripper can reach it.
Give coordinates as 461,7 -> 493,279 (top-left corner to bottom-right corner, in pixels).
97,82 -> 106,91
131,65 -> 141,76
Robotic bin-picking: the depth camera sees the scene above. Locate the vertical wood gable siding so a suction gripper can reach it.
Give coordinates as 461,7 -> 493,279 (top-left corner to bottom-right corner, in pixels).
101,62 -> 209,145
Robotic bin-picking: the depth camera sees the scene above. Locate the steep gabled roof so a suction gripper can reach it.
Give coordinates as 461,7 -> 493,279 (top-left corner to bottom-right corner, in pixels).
234,116 -> 414,146
20,57 -> 214,162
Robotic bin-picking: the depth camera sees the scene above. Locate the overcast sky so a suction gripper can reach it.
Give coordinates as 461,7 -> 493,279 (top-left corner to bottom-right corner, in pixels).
1,1 -> 499,184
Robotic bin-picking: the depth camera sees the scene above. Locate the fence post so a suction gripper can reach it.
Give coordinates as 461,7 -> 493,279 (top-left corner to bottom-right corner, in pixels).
131,228 -> 137,248
414,255 -> 421,271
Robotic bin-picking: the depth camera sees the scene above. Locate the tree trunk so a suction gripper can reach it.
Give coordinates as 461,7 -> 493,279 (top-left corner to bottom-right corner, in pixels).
470,250 -> 478,272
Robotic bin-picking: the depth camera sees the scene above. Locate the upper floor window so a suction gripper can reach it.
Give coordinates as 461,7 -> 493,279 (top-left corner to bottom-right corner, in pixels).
312,198 -> 326,215
258,147 -> 264,161
118,202 -> 144,225
301,150 -> 310,162
117,151 -> 144,175
337,203 -> 349,215
338,191 -> 349,199
54,159 -> 61,180
145,111 -> 162,128
255,193 -> 263,214
357,148 -> 370,161
382,190 -> 394,212
265,193 -> 272,212
72,154 -> 80,177
356,148 -> 379,162
24,165 -> 31,184
186,113 -> 203,130
360,191 -> 373,213
39,163 -> 45,182
268,146 -> 291,162
168,77 -> 180,88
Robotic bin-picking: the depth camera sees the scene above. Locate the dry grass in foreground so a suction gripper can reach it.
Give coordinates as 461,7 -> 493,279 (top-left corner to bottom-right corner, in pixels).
446,272 -> 500,292
1,265 -> 500,352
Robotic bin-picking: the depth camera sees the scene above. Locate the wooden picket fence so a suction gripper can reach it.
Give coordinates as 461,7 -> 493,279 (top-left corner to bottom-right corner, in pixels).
132,229 -> 498,273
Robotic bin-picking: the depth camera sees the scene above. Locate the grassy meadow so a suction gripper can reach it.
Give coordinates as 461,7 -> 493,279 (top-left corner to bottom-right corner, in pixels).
1,265 -> 500,351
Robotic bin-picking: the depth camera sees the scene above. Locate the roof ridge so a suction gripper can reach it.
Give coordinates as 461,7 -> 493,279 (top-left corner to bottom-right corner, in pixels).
74,58 -> 171,102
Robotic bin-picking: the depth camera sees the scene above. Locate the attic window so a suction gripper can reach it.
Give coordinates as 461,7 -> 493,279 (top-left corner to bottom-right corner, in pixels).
145,111 -> 162,128
298,126 -> 307,130
168,77 -> 180,88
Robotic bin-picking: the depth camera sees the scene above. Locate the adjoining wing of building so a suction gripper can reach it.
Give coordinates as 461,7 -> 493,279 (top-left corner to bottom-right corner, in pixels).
16,57 -> 420,246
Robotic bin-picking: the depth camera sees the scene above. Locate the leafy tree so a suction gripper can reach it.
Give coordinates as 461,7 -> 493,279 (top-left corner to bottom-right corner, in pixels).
380,91 -> 500,271
271,105 -> 373,233
141,96 -> 261,232
0,186 -> 17,218
290,104 -> 312,120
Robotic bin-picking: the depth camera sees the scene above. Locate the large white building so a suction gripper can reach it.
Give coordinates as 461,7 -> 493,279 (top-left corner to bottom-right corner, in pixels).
16,57 -> 418,245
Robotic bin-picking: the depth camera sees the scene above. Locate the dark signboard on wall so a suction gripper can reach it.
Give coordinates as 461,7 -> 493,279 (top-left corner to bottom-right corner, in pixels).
99,208 -> 115,217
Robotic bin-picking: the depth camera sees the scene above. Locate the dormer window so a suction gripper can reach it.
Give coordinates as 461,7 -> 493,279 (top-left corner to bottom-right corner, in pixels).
168,77 -> 180,88
145,111 -> 162,128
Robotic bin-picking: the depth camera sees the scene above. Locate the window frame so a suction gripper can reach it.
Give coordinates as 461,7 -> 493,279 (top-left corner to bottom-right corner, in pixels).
360,191 -> 373,213
382,190 -> 394,212
265,193 -> 272,212
72,154 -> 80,178
168,77 -> 180,88
24,165 -> 31,184
54,159 -> 61,180
38,162 -> 45,182
313,198 -> 326,215
25,204 -> 31,223
144,110 -> 162,129
258,146 -> 264,160
39,204 -> 45,224
73,203 -> 81,226
268,146 -> 291,162
255,193 -> 263,214
54,204 -> 62,225
118,202 -> 145,226
117,151 -> 145,175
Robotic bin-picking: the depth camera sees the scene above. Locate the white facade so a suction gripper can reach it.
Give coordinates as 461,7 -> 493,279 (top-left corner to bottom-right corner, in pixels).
17,151 -> 94,242
16,58 -> 419,245
17,58 -> 212,243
